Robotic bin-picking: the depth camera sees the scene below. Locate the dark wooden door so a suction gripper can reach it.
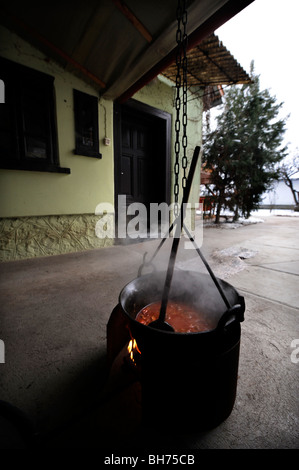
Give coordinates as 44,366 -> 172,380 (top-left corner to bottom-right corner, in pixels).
114,100 -> 171,240
120,115 -> 153,208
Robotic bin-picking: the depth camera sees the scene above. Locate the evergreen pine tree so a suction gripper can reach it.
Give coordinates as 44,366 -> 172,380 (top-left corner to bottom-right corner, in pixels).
203,62 -> 288,222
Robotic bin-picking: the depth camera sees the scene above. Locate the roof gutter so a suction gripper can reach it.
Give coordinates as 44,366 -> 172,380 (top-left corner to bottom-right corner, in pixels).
116,0 -> 255,103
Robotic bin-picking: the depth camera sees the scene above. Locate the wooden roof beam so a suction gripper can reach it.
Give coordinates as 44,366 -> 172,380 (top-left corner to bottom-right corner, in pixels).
112,0 -> 152,43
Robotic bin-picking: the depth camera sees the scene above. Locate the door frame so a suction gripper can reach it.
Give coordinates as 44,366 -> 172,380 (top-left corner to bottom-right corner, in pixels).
113,99 -> 172,227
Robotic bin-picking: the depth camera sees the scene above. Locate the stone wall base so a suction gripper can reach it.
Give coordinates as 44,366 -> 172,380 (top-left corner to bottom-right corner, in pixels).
0,214 -> 113,261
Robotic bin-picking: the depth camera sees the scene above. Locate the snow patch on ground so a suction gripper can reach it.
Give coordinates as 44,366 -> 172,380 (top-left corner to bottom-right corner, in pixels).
202,217 -> 264,229
212,245 -> 258,278
198,208 -> 299,230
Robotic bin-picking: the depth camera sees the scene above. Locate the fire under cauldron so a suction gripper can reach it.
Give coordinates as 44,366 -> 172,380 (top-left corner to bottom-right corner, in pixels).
110,269 -> 245,432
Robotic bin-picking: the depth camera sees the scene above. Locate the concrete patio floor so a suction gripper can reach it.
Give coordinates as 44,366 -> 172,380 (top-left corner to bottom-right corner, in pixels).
0,214 -> 298,450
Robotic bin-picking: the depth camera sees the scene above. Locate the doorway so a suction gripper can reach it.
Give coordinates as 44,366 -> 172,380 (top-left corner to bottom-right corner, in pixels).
114,99 -> 171,240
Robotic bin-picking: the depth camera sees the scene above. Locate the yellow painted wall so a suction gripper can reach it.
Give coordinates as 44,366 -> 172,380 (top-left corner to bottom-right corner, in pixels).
0,25 -> 203,260
0,25 -> 114,218
0,25 -> 203,219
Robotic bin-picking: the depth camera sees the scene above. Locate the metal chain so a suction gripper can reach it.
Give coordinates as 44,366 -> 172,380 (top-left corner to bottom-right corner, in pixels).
174,3 -> 182,217
181,4 -> 188,189
174,0 -> 188,216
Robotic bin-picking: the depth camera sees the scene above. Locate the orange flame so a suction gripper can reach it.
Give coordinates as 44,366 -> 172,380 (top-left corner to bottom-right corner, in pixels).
127,338 -> 141,365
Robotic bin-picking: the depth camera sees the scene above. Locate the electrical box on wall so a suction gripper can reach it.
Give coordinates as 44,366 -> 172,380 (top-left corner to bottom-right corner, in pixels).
104,137 -> 111,146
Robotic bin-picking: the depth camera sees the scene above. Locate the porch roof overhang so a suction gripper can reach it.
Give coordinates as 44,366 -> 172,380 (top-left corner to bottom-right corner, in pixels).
162,31 -> 252,111
0,0 -> 255,102
162,32 -> 252,88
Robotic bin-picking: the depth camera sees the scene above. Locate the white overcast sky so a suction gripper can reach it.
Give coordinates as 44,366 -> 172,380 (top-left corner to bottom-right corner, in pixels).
214,0 -> 299,159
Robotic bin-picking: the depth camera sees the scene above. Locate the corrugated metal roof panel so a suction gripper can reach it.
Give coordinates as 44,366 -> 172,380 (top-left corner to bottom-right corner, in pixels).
162,32 -> 251,86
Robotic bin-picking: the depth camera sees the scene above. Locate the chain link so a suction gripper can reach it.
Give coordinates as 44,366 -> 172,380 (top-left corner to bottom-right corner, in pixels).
181,1 -> 188,189
174,0 -> 188,215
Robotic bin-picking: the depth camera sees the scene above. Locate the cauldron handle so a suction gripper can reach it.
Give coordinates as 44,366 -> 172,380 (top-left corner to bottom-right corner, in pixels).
137,252 -> 157,277
137,146 -> 199,278
137,219 -> 176,276
183,223 -> 231,310
217,298 -> 245,330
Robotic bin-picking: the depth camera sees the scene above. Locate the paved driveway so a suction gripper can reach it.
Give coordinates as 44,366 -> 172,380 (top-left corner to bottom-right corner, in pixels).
0,214 -> 298,449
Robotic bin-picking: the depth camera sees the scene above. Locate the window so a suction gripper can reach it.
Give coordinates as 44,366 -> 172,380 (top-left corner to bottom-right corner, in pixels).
73,89 -> 102,158
0,56 -> 70,174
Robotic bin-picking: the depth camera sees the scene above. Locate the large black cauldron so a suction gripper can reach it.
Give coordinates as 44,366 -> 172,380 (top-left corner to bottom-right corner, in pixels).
119,269 -> 245,431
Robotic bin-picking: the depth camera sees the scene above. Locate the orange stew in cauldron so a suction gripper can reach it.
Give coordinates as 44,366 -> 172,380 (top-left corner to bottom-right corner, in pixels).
136,300 -> 213,333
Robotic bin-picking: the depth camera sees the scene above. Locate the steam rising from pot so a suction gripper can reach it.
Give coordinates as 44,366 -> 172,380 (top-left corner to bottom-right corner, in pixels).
120,269 -> 239,333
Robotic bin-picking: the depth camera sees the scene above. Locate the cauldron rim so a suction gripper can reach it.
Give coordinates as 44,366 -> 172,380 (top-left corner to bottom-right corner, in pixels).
119,269 -> 244,337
